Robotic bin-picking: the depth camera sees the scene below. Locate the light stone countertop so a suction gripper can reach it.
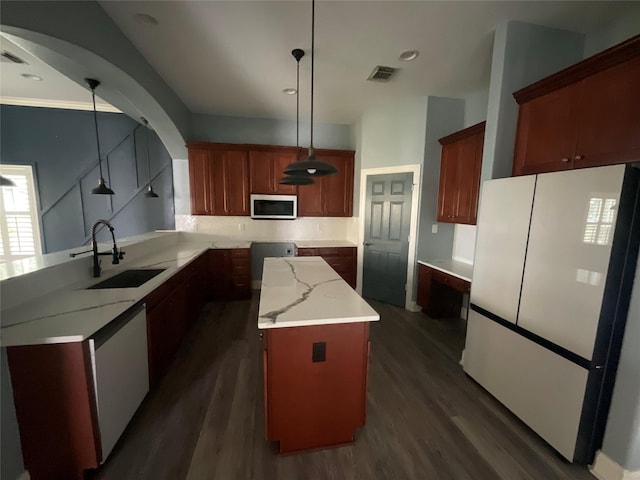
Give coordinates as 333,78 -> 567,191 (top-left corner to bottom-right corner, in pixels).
418,259 -> 474,283
294,240 -> 357,249
0,241 -> 212,347
257,257 -> 379,329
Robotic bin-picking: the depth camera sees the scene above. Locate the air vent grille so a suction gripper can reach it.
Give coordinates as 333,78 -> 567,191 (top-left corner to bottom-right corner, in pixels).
367,66 -> 397,82
1,51 -> 27,64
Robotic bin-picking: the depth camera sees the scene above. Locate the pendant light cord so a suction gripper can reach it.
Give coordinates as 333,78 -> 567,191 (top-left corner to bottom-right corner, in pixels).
296,57 -> 300,149
143,119 -> 152,183
310,0 -> 315,151
91,88 -> 104,178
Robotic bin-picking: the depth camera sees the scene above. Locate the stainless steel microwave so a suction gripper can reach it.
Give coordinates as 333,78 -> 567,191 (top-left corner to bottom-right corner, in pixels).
250,194 -> 297,220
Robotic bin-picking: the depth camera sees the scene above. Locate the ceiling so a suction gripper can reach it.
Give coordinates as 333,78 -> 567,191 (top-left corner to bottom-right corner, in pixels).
1,2 -> 637,125
0,35 -> 118,112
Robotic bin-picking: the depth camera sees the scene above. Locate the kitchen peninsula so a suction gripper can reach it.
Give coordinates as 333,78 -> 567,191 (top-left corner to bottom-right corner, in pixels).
258,257 -> 379,453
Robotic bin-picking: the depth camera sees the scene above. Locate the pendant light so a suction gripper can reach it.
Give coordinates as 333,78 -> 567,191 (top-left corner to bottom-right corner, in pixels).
86,78 -> 114,195
283,0 -> 337,178
280,48 -> 315,186
141,117 -> 159,198
0,175 -> 17,187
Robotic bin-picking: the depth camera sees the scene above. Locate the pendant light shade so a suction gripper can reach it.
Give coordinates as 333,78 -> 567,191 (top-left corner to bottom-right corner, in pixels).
0,175 -> 17,187
279,48 -> 317,186
283,0 -> 337,179
141,117 -> 160,198
86,78 -> 114,195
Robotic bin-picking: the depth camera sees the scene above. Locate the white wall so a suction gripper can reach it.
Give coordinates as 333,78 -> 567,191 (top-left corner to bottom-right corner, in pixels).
358,97 -> 429,169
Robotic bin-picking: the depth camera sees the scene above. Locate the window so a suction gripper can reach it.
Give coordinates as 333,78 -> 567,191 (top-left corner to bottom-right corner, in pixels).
0,165 -> 42,262
583,196 -> 617,246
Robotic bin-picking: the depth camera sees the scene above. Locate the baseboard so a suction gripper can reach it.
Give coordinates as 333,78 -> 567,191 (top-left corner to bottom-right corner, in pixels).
591,450 -> 640,480
17,471 -> 30,480
406,301 -> 421,312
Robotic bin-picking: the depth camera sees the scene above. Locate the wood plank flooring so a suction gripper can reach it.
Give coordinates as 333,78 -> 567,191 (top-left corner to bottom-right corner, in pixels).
92,297 -> 595,480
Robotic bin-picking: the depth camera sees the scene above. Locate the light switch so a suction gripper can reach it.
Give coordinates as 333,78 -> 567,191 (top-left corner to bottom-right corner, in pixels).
432,224 -> 438,234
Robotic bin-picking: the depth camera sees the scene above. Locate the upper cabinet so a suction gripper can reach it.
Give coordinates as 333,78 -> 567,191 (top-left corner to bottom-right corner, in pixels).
513,35 -> 640,176
188,143 -> 355,217
188,143 -> 249,216
249,149 -> 298,195
298,150 -> 355,217
437,122 -> 485,225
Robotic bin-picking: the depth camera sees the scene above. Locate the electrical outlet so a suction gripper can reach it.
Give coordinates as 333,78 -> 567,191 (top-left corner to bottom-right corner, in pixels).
432,224 -> 438,234
238,223 -> 245,232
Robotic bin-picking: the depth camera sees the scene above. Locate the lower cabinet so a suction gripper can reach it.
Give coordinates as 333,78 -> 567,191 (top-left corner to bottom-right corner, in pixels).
262,322 -> 370,453
7,305 -> 149,480
296,247 -> 357,288
209,248 -> 252,300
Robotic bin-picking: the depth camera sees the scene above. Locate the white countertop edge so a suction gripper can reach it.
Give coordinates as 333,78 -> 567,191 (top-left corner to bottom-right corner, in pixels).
258,314 -> 380,330
294,240 -> 357,248
417,260 -> 473,283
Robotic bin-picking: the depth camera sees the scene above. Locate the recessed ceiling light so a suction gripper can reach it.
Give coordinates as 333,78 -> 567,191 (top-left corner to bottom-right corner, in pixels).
399,50 -> 419,62
21,73 -> 43,81
282,88 -> 297,95
134,13 -> 159,26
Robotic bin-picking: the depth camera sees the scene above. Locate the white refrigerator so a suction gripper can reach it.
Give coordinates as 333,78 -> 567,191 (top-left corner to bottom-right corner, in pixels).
464,164 -> 640,463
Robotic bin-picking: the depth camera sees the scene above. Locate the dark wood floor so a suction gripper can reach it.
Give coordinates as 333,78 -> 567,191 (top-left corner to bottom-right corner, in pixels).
93,296 -> 595,480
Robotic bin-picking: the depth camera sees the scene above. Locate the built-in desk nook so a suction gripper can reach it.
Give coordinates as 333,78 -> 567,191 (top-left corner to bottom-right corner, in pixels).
417,260 -> 473,319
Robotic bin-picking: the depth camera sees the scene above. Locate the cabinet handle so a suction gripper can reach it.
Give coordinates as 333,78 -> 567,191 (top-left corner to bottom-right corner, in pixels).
561,158 -> 570,163
574,154 -> 583,161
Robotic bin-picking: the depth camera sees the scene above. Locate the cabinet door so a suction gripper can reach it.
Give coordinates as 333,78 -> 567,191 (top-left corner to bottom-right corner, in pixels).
437,142 -> 461,222
273,152 -> 298,195
209,250 -> 229,299
454,131 -> 484,224
513,85 -> 579,176
224,150 -> 249,215
188,148 -> 211,215
416,264 -> 432,309
249,150 -> 274,194
297,176 -> 324,216
321,154 -> 354,217
574,57 -> 640,169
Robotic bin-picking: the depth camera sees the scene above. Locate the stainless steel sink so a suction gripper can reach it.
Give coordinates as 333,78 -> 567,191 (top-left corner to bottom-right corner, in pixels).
87,269 -> 166,289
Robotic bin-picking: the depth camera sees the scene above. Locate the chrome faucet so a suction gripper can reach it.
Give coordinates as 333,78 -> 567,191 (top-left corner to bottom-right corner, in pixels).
68,220 -> 125,276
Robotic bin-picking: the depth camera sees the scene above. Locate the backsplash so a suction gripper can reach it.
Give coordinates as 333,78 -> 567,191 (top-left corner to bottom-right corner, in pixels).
175,215 -> 359,244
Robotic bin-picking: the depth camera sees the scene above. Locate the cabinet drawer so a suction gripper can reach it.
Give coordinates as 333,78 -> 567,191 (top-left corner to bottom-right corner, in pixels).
323,255 -> 352,270
318,247 -> 355,256
231,263 -> 250,275
431,269 -> 470,294
296,248 -> 317,256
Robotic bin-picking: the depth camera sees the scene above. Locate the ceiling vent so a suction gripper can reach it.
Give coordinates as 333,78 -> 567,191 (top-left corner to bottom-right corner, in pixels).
1,51 -> 27,64
367,66 -> 397,82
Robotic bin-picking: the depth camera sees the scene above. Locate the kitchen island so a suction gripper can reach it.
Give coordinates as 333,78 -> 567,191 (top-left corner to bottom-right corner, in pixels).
258,257 -> 379,453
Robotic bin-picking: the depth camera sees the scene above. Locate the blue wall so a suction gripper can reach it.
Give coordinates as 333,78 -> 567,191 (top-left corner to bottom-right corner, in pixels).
0,105 -> 175,253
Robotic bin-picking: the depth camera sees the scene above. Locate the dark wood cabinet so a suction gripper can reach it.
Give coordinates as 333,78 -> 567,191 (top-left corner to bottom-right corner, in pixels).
263,322 -> 369,453
298,150 -> 355,217
249,149 -> 298,195
513,35 -> 640,176
189,143 -> 355,217
297,246 -> 357,288
209,248 -> 252,300
187,143 -> 249,216
437,122 -> 484,225
417,263 -> 470,319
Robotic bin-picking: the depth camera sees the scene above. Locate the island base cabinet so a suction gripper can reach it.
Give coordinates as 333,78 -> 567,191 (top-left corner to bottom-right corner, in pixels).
263,322 -> 369,453
7,342 -> 100,480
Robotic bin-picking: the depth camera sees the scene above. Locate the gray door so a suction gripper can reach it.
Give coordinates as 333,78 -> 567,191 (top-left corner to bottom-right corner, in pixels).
362,172 -> 413,306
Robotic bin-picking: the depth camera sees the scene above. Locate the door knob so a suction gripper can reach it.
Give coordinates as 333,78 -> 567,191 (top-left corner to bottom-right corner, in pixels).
363,242 -> 373,246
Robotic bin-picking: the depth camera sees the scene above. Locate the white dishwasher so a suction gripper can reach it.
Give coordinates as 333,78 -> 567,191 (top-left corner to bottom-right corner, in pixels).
89,303 -> 149,462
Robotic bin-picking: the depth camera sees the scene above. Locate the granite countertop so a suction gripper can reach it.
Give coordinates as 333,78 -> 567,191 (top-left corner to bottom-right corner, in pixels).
418,259 -> 474,283
0,241 -> 212,347
258,257 -> 379,329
